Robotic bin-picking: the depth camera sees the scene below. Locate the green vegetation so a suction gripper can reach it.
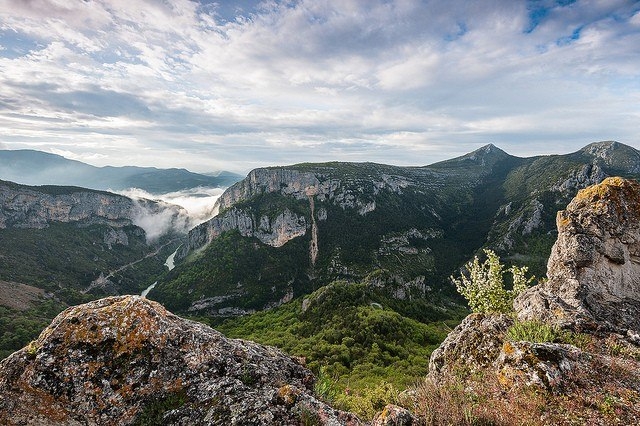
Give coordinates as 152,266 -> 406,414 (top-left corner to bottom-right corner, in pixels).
506,320 -> 566,343
451,249 -> 534,314
0,223 -> 175,296
0,222 -> 180,358
506,319 -> 594,350
0,298 -> 66,359
218,280 -> 460,419
154,230 -> 312,313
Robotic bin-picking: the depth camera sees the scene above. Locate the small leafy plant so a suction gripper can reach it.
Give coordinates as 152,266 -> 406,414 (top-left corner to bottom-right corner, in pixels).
451,249 -> 534,314
506,320 -> 565,343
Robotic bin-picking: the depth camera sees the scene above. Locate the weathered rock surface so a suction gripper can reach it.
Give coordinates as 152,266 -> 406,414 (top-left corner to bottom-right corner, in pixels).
178,163 -> 440,258
424,177 -> 640,424
515,177 -> 640,334
181,206 -> 307,258
371,404 -> 416,426
495,341 -> 587,392
428,313 -> 513,379
0,296 -> 361,425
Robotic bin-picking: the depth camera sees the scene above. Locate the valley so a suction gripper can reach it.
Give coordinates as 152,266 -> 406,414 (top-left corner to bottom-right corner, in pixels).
2,141 -> 640,418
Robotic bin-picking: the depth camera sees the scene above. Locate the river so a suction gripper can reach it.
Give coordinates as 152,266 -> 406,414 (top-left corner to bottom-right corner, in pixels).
141,247 -> 179,297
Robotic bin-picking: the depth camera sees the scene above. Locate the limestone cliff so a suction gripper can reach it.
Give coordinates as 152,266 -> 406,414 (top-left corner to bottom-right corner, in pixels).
178,164 -> 429,259
0,180 -> 188,241
0,296 -> 361,425
515,177 -> 640,335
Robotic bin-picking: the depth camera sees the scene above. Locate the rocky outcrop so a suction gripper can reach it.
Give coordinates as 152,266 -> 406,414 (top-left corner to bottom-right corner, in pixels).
0,180 -> 188,241
495,341 -> 588,392
0,296 -> 361,425
514,177 -> 640,334
424,177 -> 640,424
371,404 -> 416,426
428,313 -> 513,379
179,207 -> 307,258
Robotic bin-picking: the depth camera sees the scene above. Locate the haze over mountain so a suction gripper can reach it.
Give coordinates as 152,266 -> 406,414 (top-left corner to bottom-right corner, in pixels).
153,141 -> 640,322
0,149 -> 242,194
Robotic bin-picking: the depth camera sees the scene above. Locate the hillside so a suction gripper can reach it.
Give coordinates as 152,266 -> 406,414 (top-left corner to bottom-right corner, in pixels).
0,149 -> 242,193
151,141 -> 640,321
0,180 -> 187,358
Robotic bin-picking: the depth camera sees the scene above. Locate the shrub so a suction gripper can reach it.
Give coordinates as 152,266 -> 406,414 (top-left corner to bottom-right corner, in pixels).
451,249 -> 533,314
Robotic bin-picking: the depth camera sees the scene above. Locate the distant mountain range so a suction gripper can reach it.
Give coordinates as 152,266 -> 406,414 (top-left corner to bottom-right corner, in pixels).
151,141 -> 640,322
0,150 -> 242,193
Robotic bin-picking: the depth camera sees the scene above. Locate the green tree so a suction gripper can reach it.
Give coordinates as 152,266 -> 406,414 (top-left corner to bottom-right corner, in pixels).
451,249 -> 533,314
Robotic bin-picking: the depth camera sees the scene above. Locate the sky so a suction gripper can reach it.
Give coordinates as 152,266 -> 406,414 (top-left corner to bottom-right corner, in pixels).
0,0 -> 639,174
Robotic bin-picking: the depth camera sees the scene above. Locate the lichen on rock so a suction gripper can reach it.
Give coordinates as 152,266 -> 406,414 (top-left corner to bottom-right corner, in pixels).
515,177 -> 640,335
0,296 -> 361,425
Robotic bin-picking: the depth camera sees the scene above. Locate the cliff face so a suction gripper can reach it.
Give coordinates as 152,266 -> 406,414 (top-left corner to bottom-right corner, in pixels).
179,166 -> 404,258
0,183 -> 135,229
515,176 -> 640,335
0,296 -> 361,425
0,180 -> 188,240
160,142 -> 640,320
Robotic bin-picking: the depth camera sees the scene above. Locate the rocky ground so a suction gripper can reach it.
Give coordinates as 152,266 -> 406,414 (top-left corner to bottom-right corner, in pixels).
416,177 -> 640,425
0,296 -> 361,425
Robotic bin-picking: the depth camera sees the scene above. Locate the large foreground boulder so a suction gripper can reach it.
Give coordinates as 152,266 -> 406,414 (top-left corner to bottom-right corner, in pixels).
514,176 -> 640,335
0,296 -> 361,425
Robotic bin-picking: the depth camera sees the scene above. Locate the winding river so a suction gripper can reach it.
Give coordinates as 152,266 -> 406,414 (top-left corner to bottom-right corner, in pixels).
141,247 -> 179,298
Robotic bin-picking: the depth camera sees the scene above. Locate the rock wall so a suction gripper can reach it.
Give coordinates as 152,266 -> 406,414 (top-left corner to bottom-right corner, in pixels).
428,177 -> 640,399
180,165 -> 412,258
0,184 -> 135,229
0,181 -> 189,243
515,177 -> 640,334
0,296 -> 361,425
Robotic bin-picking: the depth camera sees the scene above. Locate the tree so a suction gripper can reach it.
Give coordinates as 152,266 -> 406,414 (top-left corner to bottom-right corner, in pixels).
451,249 -> 534,314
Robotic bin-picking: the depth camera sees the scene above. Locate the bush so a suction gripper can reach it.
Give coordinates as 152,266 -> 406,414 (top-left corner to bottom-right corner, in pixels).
451,249 -> 533,314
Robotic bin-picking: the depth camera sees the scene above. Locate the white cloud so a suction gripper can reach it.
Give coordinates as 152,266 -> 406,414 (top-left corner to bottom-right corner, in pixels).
0,0 -> 638,173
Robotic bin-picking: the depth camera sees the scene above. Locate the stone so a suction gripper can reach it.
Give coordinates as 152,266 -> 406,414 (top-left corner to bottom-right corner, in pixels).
495,341 -> 585,392
514,177 -> 640,335
428,313 -> 513,379
371,404 -> 416,426
0,296 -> 361,425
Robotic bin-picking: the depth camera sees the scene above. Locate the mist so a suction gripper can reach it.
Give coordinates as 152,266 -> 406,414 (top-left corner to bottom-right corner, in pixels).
116,187 -> 224,242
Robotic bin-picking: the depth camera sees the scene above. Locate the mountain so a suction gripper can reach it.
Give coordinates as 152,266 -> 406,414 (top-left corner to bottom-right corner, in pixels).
0,149 -> 242,193
150,141 -> 640,321
0,179 -> 187,358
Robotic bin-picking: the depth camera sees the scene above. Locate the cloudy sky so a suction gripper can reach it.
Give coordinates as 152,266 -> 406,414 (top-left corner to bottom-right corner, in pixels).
0,0 -> 639,174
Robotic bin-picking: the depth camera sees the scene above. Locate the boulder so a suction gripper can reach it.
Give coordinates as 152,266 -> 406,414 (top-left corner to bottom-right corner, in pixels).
0,296 -> 361,425
428,313 -> 513,379
495,341 -> 586,392
514,177 -> 640,335
371,404 -> 416,426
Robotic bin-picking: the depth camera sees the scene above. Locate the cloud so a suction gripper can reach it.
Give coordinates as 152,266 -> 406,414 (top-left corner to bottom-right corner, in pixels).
117,186 -> 224,230
0,0 -> 638,172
